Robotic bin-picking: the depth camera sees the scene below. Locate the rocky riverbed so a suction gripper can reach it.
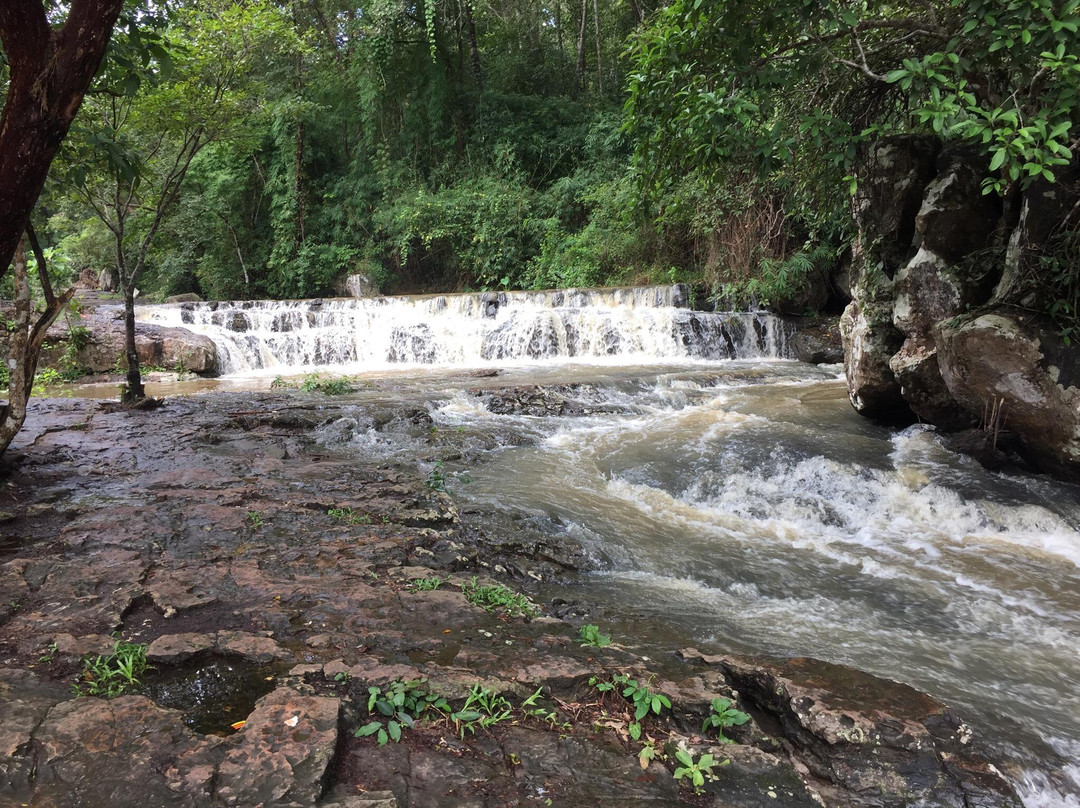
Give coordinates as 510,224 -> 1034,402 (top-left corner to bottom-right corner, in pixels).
0,391 -> 1024,807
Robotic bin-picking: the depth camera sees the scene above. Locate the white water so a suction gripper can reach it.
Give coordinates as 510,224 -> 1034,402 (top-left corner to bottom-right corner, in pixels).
137,285 -> 788,375
136,286 -> 1079,805
430,370 -> 1080,807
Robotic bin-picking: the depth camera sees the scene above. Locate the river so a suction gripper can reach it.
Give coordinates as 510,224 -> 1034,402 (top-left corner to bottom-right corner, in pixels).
120,287 -> 1080,805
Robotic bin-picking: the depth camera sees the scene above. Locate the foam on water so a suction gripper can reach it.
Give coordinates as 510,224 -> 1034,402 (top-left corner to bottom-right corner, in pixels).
138,286 -> 789,374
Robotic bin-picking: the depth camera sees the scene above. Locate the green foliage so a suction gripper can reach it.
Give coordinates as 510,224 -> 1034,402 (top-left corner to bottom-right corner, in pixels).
246,510 -> 264,529
31,368 -> 66,397
578,624 -> 612,649
300,373 -> 355,395
327,507 -> 372,526
702,697 -> 750,743
673,749 -> 727,794
626,0 -> 1080,209
407,576 -> 443,591
590,672 -> 672,741
521,686 -> 571,731
450,683 -> 514,738
461,577 -> 538,619
425,461 -> 447,493
355,679 -> 450,746
75,640 -> 151,698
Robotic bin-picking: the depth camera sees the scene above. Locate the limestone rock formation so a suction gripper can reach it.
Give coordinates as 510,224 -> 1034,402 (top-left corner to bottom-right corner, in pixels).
840,134 -> 1079,475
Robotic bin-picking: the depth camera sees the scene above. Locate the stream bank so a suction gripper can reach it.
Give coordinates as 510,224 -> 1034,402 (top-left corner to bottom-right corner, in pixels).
0,390 -> 1027,807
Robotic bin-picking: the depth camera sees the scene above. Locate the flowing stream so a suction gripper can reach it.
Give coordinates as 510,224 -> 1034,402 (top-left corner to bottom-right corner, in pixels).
131,287 -> 1079,806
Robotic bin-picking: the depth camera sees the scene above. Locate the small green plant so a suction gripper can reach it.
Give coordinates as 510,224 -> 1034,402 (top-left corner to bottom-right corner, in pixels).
334,670 -> 352,684
246,510 -> 264,529
31,367 -> 65,396
578,624 -> 611,648
327,507 -> 373,525
522,686 -> 571,731
590,672 -> 671,741
74,640 -> 151,698
355,679 -> 450,746
407,576 -> 443,591
425,460 -> 447,492
451,683 -> 514,738
39,641 -> 58,664
270,375 -> 289,389
673,749 -> 726,795
300,372 -> 355,395
702,696 -> 750,743
461,577 -> 538,619
638,739 -> 661,769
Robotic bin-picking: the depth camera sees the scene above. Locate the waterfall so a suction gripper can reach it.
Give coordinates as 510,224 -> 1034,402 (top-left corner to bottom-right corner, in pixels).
137,285 -> 790,375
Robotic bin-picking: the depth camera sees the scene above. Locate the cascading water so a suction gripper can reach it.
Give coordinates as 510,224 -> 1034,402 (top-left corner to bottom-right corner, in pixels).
128,285 -> 1078,806
137,285 -> 788,375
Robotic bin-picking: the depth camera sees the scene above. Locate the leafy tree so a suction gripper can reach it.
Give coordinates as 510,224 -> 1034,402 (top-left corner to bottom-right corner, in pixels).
625,0 -> 1079,215
0,0 -> 125,454
65,0 -> 297,399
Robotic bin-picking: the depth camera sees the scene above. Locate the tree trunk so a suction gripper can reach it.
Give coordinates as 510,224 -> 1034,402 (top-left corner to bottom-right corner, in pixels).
0,0 -> 126,279
575,0 -> 588,94
593,0 -> 603,95
121,283 -> 145,403
0,237 -> 75,456
463,0 -> 484,92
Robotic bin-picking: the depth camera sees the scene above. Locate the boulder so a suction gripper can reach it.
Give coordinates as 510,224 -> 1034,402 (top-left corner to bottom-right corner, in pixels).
790,328 -> 843,365
719,655 -> 1023,808
840,300 -> 912,423
165,293 -> 203,304
59,311 -> 218,375
28,695 -> 224,806
935,313 -> 1080,477
337,273 -> 379,298
216,687 -> 340,806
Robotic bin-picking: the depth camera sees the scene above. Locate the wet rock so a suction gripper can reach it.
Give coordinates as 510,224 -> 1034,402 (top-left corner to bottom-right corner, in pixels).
147,633 -> 216,664
29,695 -> 224,806
790,330 -> 843,365
474,383 -> 629,418
216,630 -> 292,663
0,669 -> 70,793
840,300 -> 912,423
165,293 -> 204,304
936,313 -> 1080,477
336,273 -> 379,299
52,632 -> 117,659
216,687 -> 340,806
719,655 -> 1022,808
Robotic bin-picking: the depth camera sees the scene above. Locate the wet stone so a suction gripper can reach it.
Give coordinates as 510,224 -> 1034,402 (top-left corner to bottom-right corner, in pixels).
216,686 -> 340,806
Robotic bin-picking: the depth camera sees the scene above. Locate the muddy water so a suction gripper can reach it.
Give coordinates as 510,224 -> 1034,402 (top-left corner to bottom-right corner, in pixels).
412,361 -> 1080,808
62,332 -> 1080,804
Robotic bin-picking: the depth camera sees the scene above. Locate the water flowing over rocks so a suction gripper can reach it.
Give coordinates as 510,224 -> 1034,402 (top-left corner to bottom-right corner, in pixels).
0,394 -> 1027,806
841,136 -> 1080,476
137,285 -> 788,374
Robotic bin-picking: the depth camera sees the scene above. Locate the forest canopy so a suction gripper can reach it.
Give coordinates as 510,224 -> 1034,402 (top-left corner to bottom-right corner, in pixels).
2,0 -> 1077,310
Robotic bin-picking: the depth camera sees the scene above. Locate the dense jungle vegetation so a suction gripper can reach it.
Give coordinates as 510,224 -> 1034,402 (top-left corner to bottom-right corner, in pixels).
2,0 -> 1078,312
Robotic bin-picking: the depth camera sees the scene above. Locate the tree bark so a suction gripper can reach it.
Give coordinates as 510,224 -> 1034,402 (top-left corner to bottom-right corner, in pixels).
575,0 -> 588,94
0,237 -> 75,456
121,284 -> 145,402
593,0 -> 603,94
0,0 -> 126,278
463,0 -> 484,92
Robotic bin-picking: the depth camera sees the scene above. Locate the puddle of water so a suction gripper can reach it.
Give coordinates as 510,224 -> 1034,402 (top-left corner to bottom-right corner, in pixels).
138,658 -> 280,735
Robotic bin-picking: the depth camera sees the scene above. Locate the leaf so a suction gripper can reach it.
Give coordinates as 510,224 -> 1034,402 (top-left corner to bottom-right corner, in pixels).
387,720 -> 401,742
356,721 -> 382,738
675,749 -> 694,767
989,149 -> 1007,171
